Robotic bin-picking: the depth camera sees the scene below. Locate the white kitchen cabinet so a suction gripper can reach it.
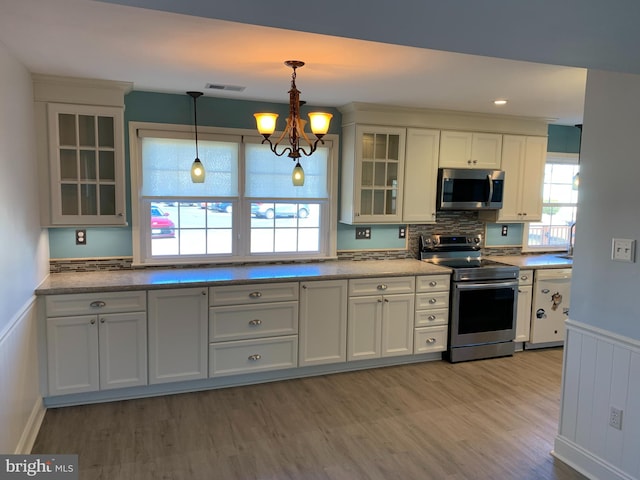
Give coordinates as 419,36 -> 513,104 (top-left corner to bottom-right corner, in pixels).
340,125 -> 406,224
347,277 -> 415,360
528,268 -> 571,346
414,274 -> 451,354
514,270 -> 533,343
46,103 -> 126,226
298,280 -> 348,367
481,135 -> 547,222
439,131 -> 502,169
148,288 -> 208,384
403,128 -> 440,223
45,291 -> 147,396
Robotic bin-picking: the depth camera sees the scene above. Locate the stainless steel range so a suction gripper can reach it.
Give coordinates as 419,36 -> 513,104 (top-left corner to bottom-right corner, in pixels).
420,234 -> 519,363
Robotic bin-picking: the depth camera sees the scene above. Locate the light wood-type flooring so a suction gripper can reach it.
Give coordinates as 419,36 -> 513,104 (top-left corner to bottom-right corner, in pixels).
33,348 -> 587,479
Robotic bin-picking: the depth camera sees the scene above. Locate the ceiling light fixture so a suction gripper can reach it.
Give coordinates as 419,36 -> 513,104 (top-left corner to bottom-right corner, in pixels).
254,60 -> 333,186
187,91 -> 205,183
494,99 -> 508,106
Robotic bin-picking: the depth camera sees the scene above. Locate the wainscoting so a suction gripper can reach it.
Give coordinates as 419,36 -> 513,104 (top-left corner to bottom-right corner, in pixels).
554,320 -> 640,480
0,297 -> 45,453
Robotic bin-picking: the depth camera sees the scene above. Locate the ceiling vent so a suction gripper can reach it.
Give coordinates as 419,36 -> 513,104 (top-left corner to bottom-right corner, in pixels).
205,83 -> 246,92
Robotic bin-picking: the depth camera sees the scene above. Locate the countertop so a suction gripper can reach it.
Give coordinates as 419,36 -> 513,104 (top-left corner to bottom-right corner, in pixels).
487,254 -> 573,269
36,259 -> 452,295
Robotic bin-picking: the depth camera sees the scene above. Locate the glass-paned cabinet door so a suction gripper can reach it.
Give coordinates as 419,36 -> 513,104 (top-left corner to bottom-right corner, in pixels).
47,103 -> 126,225
356,126 -> 405,222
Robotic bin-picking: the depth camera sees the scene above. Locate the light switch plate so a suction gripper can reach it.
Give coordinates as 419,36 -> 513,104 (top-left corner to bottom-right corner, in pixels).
612,238 -> 635,262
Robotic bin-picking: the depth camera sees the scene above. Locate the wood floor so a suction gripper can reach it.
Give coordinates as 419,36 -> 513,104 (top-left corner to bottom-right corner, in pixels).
33,348 -> 587,479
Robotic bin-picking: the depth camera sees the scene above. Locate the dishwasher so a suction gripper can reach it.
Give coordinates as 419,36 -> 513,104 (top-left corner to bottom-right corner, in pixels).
526,268 -> 572,348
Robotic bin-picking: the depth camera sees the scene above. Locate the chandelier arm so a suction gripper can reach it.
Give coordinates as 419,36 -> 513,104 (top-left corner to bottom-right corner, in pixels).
295,137 -> 326,157
261,138 -> 293,157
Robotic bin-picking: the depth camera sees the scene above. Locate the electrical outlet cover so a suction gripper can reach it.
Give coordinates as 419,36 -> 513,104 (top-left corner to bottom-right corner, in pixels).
612,238 -> 636,262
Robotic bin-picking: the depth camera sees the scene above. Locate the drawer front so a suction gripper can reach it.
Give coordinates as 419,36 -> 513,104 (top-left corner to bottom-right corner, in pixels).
415,291 -> 450,310
209,302 -> 298,342
46,291 -> 147,317
348,276 -> 415,296
414,326 -> 447,354
210,282 -> 299,306
415,308 -> 449,327
209,335 -> 298,377
416,274 -> 450,293
518,269 -> 533,286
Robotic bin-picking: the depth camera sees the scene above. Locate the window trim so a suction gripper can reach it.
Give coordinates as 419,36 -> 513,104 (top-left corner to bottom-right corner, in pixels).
521,152 -> 579,253
128,121 -> 339,266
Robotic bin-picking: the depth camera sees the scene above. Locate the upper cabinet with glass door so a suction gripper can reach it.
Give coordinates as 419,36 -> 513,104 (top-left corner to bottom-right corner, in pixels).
47,103 -> 126,226
340,125 -> 406,224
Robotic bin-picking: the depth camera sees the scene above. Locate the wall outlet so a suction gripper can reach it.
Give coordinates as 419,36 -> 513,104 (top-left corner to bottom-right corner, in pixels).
398,226 -> 406,239
609,406 -> 623,430
501,225 -> 508,236
612,238 -> 635,262
75,229 -> 86,245
355,227 -> 371,240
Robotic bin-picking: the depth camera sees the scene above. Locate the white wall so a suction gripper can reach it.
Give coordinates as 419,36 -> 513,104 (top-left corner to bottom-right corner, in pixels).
0,40 -> 49,453
555,69 -> 640,479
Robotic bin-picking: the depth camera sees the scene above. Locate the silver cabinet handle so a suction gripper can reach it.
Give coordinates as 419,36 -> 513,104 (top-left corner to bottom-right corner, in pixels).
377,284 -> 388,290
384,298 -> 389,303
249,291 -> 262,298
248,319 -> 262,326
201,291 -> 206,296
429,281 -> 437,287
377,298 -> 383,303
520,275 -> 528,281
426,337 -> 436,344
90,300 -> 106,308
248,354 -> 261,361
100,318 -> 105,324
518,289 -> 523,293
542,288 -> 550,294
302,284 -> 307,289
90,319 -> 96,325
428,298 -> 437,304
428,315 -> 436,321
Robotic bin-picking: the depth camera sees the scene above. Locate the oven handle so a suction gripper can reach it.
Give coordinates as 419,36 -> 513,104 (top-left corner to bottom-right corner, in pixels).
486,174 -> 494,206
453,279 -> 518,291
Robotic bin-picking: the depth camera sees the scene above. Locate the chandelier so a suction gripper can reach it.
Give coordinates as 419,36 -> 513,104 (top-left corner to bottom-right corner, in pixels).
254,60 -> 333,186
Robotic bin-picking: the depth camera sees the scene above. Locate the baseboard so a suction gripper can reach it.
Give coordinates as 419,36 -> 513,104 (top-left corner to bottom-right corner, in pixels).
553,435 -> 637,480
15,398 -> 46,454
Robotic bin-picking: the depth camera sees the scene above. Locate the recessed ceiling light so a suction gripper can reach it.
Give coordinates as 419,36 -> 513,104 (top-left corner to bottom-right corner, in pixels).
494,99 -> 508,106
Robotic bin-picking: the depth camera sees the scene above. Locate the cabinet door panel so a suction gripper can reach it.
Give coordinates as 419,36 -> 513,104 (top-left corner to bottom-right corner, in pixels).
47,315 -> 99,396
382,294 -> 415,357
403,128 -> 439,223
515,285 -> 532,343
148,288 -> 208,384
348,296 -> 382,361
99,312 -> 147,390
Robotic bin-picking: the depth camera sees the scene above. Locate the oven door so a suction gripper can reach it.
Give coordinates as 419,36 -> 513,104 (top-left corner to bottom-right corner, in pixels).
450,279 -> 518,347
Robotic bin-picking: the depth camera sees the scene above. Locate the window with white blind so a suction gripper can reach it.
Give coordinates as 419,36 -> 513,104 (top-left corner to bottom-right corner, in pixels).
129,123 -> 337,265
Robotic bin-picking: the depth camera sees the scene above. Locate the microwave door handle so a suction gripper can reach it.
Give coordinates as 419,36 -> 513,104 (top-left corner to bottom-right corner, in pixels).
486,174 -> 493,205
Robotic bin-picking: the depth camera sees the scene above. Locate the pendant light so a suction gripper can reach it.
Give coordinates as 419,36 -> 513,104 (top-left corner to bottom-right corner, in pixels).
292,161 -> 304,186
187,91 -> 205,183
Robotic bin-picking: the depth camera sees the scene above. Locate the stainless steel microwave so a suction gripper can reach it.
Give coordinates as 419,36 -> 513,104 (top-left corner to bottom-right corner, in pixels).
436,168 -> 505,210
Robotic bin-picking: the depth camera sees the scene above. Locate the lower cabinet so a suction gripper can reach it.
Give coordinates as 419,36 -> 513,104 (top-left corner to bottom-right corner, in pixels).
515,269 -> 533,343
46,291 -> 147,396
299,280 -> 348,367
347,277 -> 415,361
413,274 -> 451,354
147,288 -> 208,384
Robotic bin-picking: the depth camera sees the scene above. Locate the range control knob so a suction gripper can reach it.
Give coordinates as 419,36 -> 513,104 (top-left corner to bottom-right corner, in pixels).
473,237 -> 481,244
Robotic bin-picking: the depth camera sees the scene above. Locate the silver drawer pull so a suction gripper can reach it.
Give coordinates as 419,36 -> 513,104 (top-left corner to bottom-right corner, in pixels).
426,337 -> 436,344
428,298 -> 437,304
90,319 -> 96,325
429,281 -> 437,287
377,284 -> 388,290
428,315 -> 436,321
248,319 -> 262,326
521,275 -> 529,281
90,301 -> 106,308
542,289 -> 550,294
248,354 -> 261,361
100,318 -> 105,324
249,291 -> 262,298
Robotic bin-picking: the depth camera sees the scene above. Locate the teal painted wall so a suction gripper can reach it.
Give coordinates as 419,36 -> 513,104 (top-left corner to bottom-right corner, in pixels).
337,223 -> 407,250
49,91 -> 342,259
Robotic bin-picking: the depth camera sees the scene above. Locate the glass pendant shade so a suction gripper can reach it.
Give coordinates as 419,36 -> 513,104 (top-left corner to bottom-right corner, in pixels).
308,112 -> 333,135
292,162 -> 305,186
254,113 -> 279,135
191,158 -> 205,183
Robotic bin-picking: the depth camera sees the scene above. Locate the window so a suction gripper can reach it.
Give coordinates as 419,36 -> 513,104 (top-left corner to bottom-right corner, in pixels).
524,152 -> 579,251
130,123 -> 337,265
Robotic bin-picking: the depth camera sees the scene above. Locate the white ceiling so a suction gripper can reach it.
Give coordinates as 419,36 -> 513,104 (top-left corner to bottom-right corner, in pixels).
0,0 -> 595,125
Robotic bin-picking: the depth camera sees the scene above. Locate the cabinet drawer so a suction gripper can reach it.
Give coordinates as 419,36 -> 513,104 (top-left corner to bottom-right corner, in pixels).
46,291 -> 146,317
518,269 -> 533,286
209,335 -> 298,377
414,326 -> 447,354
348,276 -> 415,296
416,274 -> 450,293
415,291 -> 450,310
210,282 -> 298,306
209,302 -> 298,342
415,308 -> 449,327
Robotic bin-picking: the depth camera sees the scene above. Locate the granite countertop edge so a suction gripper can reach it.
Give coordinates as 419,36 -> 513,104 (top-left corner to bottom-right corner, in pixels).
487,254 -> 573,269
36,259 -> 453,295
